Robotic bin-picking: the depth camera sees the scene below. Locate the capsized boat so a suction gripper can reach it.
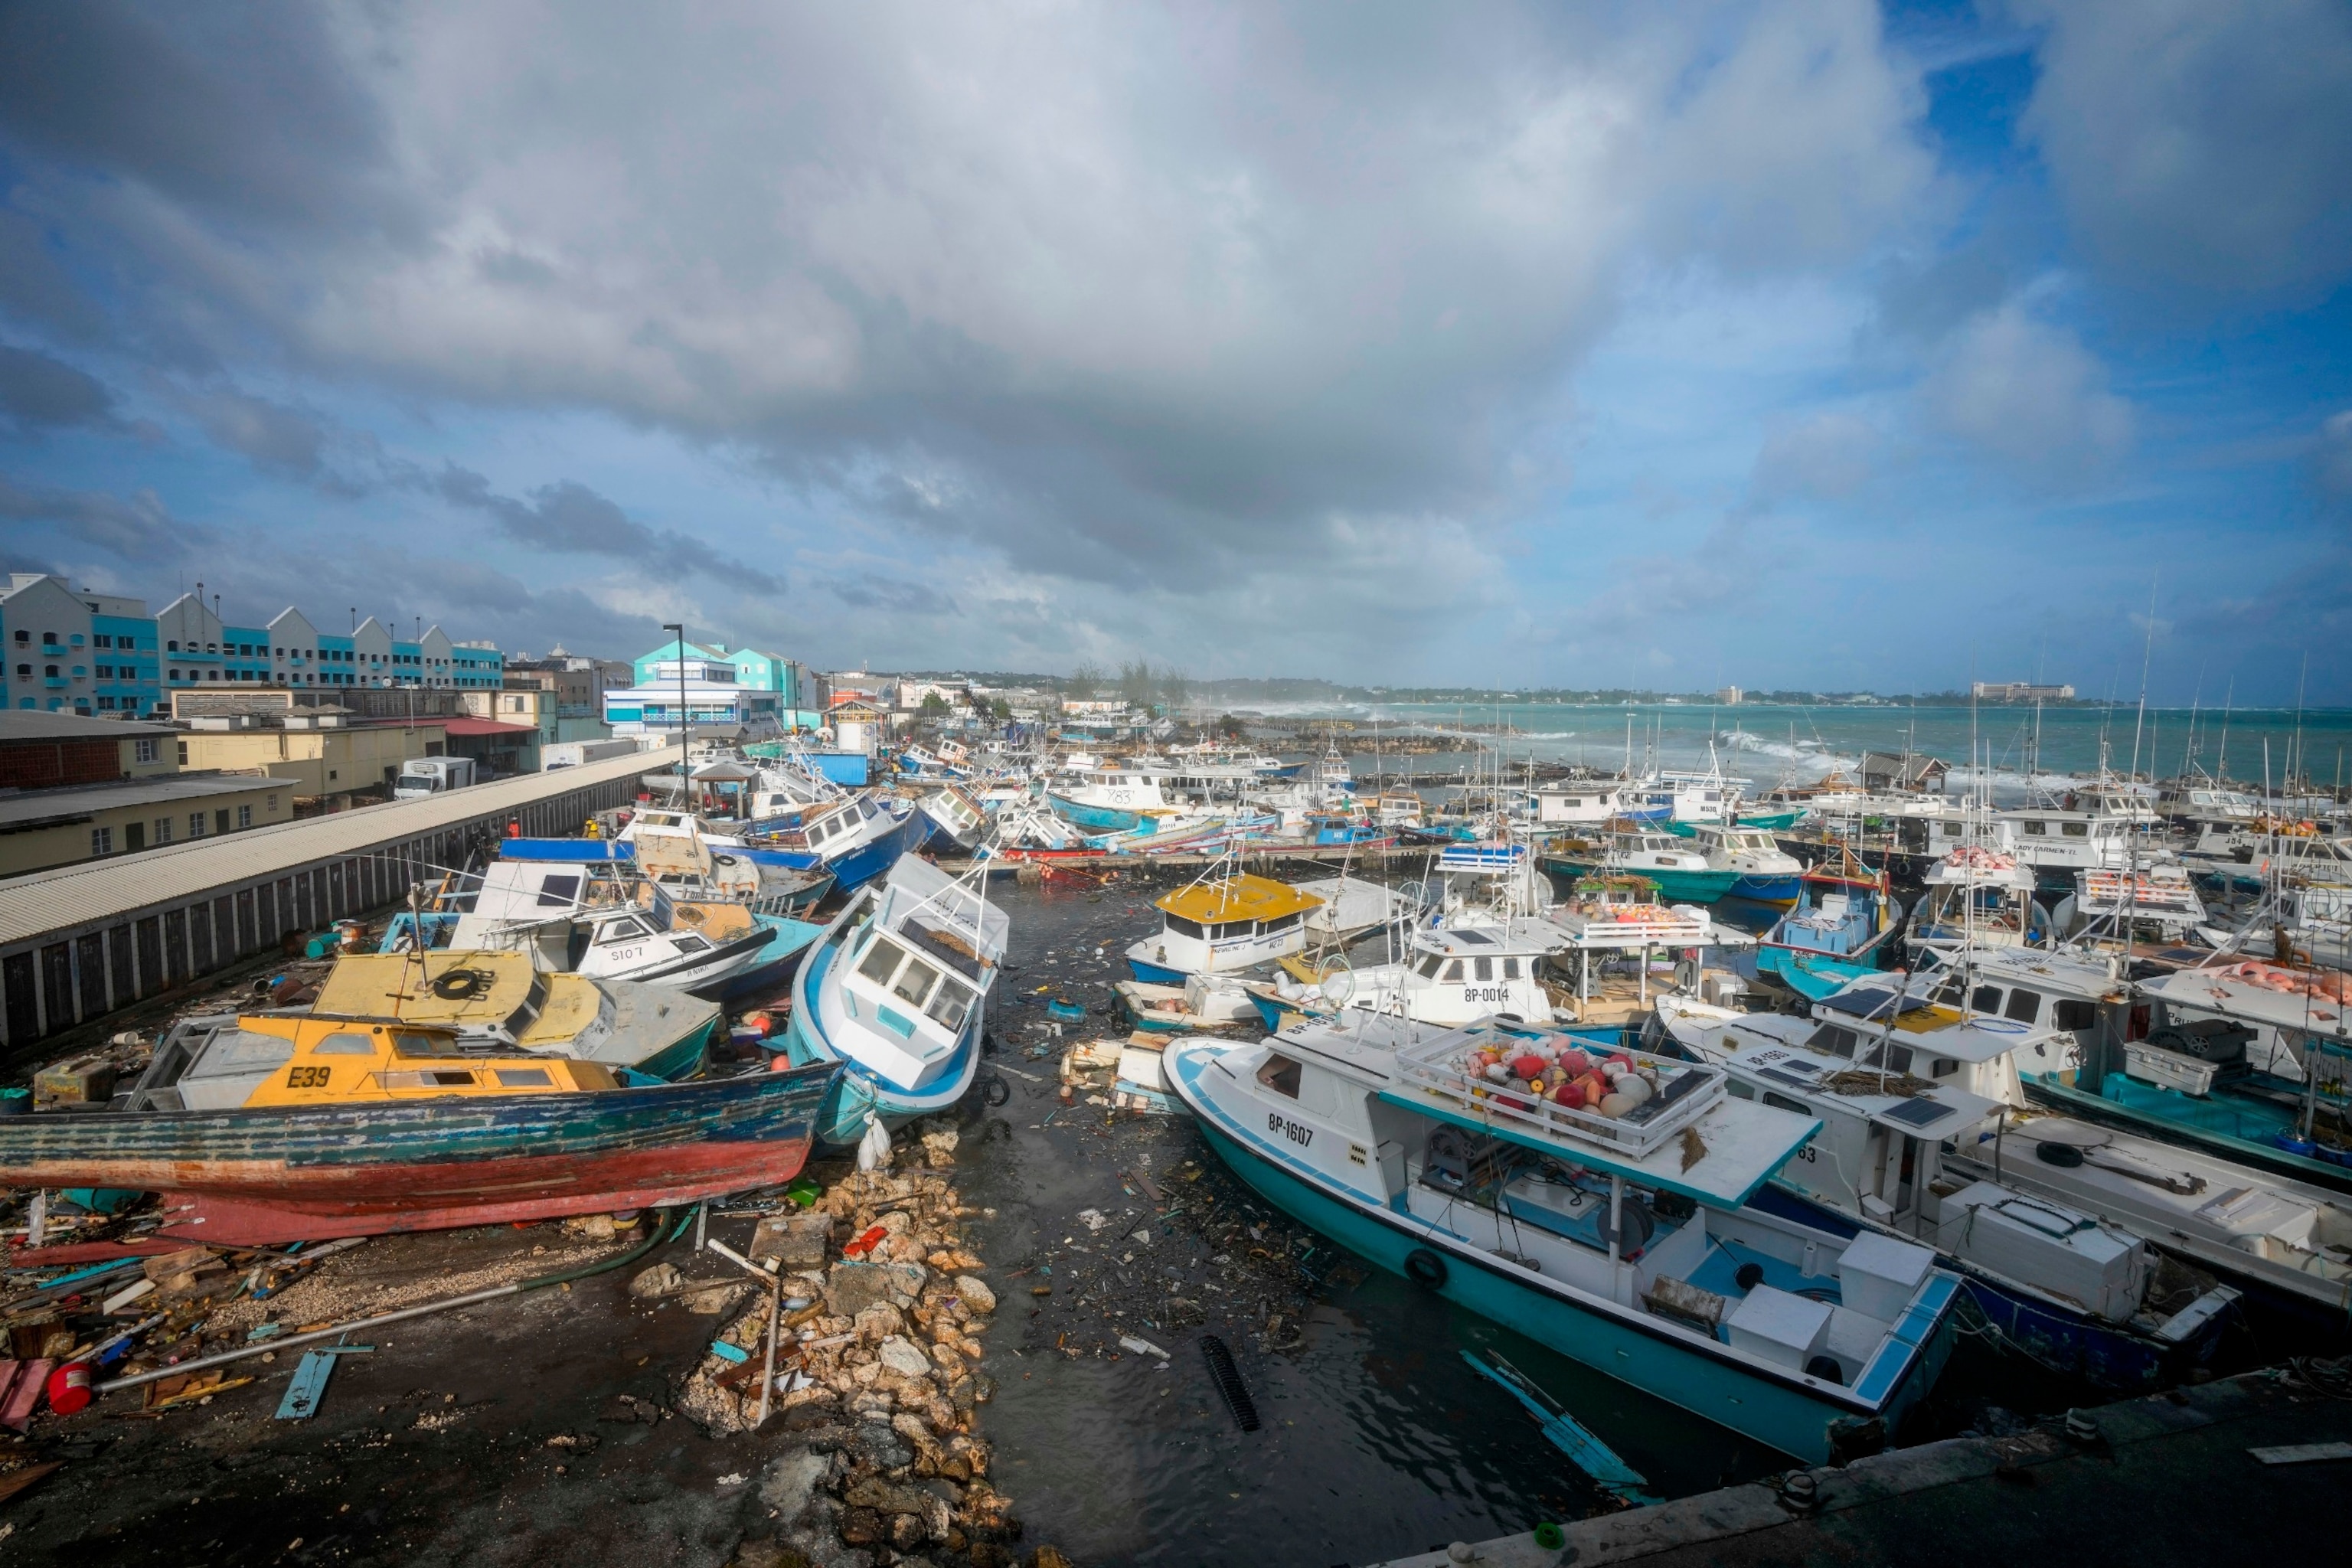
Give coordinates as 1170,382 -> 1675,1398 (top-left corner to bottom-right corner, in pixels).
0,1013 -> 835,1245
1124,863 -> 1325,983
1168,1016 -> 1962,1463
736,793 -> 924,896
1682,1013 -> 2238,1390
311,951 -> 722,1082
777,854 -> 1011,1146
444,859 -> 822,1002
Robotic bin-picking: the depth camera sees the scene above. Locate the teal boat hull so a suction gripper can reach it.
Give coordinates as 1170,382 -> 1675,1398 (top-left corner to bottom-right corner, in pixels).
1756,946 -> 1885,1002
1171,1049 -> 1956,1465
1542,858 -> 1742,904
2022,1070 -> 2352,1194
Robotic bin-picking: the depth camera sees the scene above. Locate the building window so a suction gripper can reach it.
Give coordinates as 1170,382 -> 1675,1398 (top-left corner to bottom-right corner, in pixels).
168,639 -> 179,652
237,805 -> 252,828
12,664 -> 25,678
176,740 -> 188,764
94,633 -> 111,648
90,825 -> 113,855
189,812 -> 206,838
168,668 -> 181,680
44,665 -> 58,678
266,794 -> 278,810
154,818 -> 172,844
134,738 -> 157,763
11,630 -> 23,643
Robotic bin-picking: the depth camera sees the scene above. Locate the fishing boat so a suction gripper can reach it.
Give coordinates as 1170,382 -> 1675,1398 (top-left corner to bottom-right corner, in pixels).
1047,767 -> 1177,831
1687,823 -> 1805,904
737,792 -> 924,896
1123,863 -> 1325,983
2053,866 -> 2207,947
1905,846 -> 2047,959
1168,1016 -> 1963,1462
1541,825 -> 1742,904
1755,851 -> 1904,1003
310,951 -> 722,1081
1685,1016 -> 2239,1390
614,808 -> 839,911
1243,918 -> 1564,1033
1532,780 -> 1648,828
776,854 -> 1010,1146
913,785 -> 991,855
436,859 -> 822,1002
1760,965 -> 2352,1328
0,1012 -> 835,1246
1116,973 -> 1260,1034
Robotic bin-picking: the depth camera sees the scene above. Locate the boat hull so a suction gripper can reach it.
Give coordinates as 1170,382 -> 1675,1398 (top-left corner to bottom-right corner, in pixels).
2023,1072 -> 2352,1196
822,810 -> 925,896
1542,858 -> 1742,904
1756,945 -> 1884,1002
1732,874 -> 1804,904
1171,1049 -> 1955,1465
0,1065 -> 836,1246
1046,793 -> 1145,832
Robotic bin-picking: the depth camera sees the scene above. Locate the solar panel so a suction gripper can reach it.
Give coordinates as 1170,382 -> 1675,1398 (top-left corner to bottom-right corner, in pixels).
1882,1098 -> 1954,1129
1452,929 -> 1494,946
1756,1067 -> 1815,1089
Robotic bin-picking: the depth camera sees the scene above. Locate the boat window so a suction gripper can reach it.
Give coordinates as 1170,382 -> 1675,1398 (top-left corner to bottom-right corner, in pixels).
1256,1054 -> 1303,1098
1886,1044 -> 1914,1074
2023,821 -> 2047,835
2053,999 -> 2099,1031
675,934 -> 710,954
1726,1079 -> 1755,1099
926,977 -> 974,1032
1442,960 -> 1465,982
1474,957 -> 1493,982
495,1068 -> 553,1089
390,1031 -> 462,1057
858,937 -> 905,985
1503,956 -> 1521,980
1853,1039 -> 1883,1068
1263,910 -> 1300,934
2004,988 -> 2042,1024
2062,822 -> 2089,838
1166,915 -> 1205,940
1971,985 -> 2003,1014
892,956 -> 942,1008
600,918 -> 654,944
1928,1056 -> 1958,1078
1807,1024 -> 1858,1058
1763,1091 -> 1809,1114
536,874 -> 581,907
1416,954 -> 1446,979
312,1032 -> 377,1056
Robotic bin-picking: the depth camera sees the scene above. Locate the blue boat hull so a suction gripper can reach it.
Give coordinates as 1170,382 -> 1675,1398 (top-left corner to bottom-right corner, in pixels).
1047,793 -> 1146,832
1172,1050 -> 1955,1465
822,811 -> 925,896
1127,955 -> 1189,985
1733,874 -> 1804,904
695,916 -> 825,1004
1756,946 -> 1884,1001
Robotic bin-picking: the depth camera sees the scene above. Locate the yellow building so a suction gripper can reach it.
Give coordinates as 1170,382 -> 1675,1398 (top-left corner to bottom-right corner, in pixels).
172,710 -> 447,805
0,773 -> 292,876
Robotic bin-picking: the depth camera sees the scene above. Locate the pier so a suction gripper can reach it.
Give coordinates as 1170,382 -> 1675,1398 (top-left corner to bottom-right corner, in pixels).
0,746 -> 674,1054
1365,1365 -> 2352,1568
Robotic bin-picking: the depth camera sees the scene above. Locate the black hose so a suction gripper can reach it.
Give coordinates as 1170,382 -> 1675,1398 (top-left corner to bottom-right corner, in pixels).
1200,1334 -> 1260,1432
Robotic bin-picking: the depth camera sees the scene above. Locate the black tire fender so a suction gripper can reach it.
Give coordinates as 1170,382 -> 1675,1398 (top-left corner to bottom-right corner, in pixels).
1404,1247 -> 1448,1289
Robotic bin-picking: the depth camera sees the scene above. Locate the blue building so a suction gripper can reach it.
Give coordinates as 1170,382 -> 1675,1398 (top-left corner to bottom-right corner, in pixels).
0,573 -> 506,716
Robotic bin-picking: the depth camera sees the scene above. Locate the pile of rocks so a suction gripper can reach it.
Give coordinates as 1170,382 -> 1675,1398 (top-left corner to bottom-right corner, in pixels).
679,1128 -> 1038,1566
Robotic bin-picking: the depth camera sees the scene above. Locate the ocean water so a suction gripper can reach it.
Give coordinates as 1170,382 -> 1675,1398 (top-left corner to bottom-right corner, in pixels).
1243,701 -> 2352,799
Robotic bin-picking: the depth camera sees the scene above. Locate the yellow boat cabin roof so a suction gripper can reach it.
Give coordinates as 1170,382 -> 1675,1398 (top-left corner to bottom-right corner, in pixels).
311,952 -> 609,1047
1157,873 -> 1324,926
234,1014 -> 619,1107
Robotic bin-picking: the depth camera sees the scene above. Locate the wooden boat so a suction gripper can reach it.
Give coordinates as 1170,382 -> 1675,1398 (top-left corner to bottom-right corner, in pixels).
312,952 -> 722,1082
0,1014 -> 837,1245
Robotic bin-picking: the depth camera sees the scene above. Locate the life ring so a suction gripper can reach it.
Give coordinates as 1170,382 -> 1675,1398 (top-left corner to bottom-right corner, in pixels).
713,853 -> 742,868
430,969 -> 490,1001
1403,1248 -> 1448,1289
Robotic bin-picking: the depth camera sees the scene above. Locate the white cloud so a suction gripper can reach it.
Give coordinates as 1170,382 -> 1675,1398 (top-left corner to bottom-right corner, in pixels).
1926,300 -> 2132,482
1753,411 -> 1880,501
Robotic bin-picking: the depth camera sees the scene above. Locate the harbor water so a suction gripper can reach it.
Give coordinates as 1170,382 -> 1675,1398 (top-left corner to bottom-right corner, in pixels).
952,874 -> 2228,1566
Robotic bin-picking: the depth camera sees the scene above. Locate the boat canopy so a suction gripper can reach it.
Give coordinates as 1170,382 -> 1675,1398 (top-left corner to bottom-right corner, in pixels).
1812,980 -> 2069,1064
1369,1020 -> 1820,1207
1158,871 -> 1324,927
1723,1037 -> 2001,1138
2139,964 -> 2352,1044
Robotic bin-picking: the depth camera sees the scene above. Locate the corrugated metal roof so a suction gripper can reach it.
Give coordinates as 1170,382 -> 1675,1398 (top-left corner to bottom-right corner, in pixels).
0,773 -> 277,828
0,710 -> 178,741
0,745 -> 670,947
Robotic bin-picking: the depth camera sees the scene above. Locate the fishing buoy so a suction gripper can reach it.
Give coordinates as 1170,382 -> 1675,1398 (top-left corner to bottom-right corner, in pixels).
45,1362 -> 92,1416
1510,1054 -> 1548,1082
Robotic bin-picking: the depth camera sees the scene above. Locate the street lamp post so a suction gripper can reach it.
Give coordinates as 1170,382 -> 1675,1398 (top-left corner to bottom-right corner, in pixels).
663,622 -> 690,789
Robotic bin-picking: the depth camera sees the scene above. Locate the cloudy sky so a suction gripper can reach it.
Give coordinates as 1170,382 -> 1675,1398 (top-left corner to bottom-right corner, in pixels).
1,2 -> 2347,699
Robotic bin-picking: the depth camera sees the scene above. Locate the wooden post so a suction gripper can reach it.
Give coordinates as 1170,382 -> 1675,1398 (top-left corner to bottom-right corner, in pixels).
756,1269 -> 782,1428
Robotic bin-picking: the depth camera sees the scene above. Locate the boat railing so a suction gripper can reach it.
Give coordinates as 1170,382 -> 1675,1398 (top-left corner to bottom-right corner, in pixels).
1389,1034 -> 1724,1159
